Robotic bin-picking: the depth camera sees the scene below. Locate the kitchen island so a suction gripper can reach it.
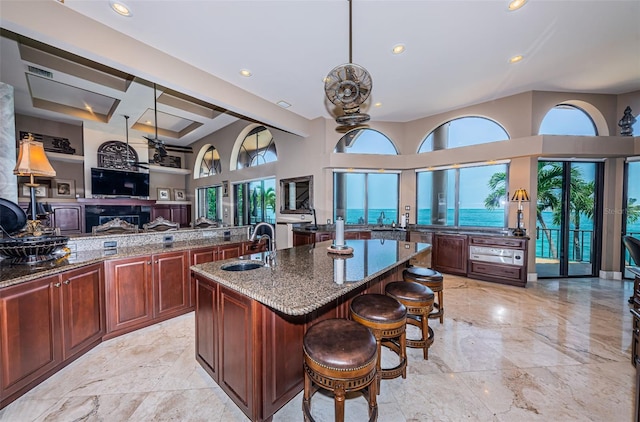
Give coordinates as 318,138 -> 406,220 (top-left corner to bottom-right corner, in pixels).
191,238 -> 430,422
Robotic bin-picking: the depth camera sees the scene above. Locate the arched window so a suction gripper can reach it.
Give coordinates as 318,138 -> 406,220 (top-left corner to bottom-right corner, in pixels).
236,126 -> 277,169
334,128 -> 398,155
539,104 -> 597,135
197,145 -> 221,178
418,116 -> 509,153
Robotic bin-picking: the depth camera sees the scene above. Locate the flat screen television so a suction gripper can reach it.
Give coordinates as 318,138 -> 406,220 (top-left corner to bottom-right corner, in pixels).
91,167 -> 150,198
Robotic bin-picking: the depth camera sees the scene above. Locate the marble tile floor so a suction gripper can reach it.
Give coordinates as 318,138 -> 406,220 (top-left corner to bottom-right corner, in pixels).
1,275 -> 636,421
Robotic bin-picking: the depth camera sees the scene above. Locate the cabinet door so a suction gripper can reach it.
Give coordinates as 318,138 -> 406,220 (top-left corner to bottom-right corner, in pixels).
60,264 -> 105,360
191,247 -> 217,266
315,232 -> 333,242
218,285 -> 255,418
433,234 -> 468,275
170,205 -> 190,227
293,232 -> 313,246
243,240 -> 267,254
0,276 -> 61,399
218,243 -> 243,260
51,204 -> 84,234
153,251 -> 190,317
195,276 -> 218,382
104,256 -> 153,334
151,205 -> 171,221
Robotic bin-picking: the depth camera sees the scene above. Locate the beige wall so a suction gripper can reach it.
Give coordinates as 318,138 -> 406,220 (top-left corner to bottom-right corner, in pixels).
9,89 -> 640,276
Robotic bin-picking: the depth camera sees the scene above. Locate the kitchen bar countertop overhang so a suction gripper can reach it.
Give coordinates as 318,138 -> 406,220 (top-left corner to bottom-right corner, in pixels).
190,239 -> 430,316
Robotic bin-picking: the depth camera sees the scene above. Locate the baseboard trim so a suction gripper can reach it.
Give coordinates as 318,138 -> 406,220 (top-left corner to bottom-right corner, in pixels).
599,270 -> 622,280
527,273 -> 538,282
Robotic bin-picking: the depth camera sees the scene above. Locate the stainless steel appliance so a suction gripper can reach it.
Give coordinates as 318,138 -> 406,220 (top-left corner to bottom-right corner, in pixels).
469,245 -> 524,266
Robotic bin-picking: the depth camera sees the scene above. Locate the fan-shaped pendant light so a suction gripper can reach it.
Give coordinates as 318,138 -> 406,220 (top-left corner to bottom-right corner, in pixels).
324,0 -> 372,127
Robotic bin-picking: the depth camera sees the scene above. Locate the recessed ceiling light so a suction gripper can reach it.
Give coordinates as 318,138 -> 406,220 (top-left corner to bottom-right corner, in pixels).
110,0 -> 132,17
240,69 -> 252,77
508,0 -> 527,11
276,100 -> 291,108
509,54 -> 524,64
374,102 -> 382,107
392,44 -> 406,55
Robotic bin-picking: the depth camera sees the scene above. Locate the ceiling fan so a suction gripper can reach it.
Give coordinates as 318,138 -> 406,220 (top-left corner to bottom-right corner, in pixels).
324,0 -> 372,128
144,83 -> 193,163
123,115 -> 149,170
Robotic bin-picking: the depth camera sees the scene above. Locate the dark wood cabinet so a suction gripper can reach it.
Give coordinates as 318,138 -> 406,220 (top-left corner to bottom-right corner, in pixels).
105,251 -> 190,337
0,275 -> 61,403
0,264 -> 104,408
196,276 -> 219,382
218,243 -> 243,260
432,234 -> 468,275
153,251 -> 190,318
293,231 -> 314,246
242,240 -> 268,255
60,264 -> 105,360
151,204 -> 191,227
50,203 -> 85,234
104,256 -> 154,336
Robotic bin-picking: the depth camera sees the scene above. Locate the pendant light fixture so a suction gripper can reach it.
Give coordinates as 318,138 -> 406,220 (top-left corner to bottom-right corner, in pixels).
324,0 -> 372,127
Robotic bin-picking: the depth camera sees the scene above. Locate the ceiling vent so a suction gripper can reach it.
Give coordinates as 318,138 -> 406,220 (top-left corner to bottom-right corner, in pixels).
27,65 -> 53,78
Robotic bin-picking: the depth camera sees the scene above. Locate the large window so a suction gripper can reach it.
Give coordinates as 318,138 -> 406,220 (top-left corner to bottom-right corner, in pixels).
416,163 -> 508,227
333,171 -> 399,225
234,178 -> 276,226
624,160 -> 640,278
196,186 -> 221,221
418,116 -> 509,152
334,128 -> 398,154
539,104 -> 597,135
236,126 -> 277,169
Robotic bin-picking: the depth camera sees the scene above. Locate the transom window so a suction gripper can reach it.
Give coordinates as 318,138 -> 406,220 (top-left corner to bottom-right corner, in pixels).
236,126 -> 277,169
539,104 -> 597,135
418,116 -> 509,152
197,145 -> 221,178
334,128 -> 398,155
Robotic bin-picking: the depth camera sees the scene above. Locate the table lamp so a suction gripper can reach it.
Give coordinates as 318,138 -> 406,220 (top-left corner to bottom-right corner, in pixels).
13,133 -> 56,235
511,188 -> 530,237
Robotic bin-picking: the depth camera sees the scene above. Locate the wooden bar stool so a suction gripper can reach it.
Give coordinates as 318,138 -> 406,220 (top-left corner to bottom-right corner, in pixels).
349,294 -> 407,394
403,267 -> 444,323
303,318 -> 378,422
385,281 -> 435,360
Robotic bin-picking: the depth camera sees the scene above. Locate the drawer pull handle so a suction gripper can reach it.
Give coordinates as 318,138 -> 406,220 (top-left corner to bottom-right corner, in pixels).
63,280 -> 70,285
54,282 -> 61,288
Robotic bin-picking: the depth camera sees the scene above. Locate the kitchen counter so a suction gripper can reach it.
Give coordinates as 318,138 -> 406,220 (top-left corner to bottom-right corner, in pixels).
191,238 -> 430,421
0,235 -> 251,289
191,238 -> 429,316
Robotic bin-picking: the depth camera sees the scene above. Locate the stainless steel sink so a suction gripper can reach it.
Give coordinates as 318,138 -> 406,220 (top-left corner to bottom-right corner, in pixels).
221,262 -> 263,271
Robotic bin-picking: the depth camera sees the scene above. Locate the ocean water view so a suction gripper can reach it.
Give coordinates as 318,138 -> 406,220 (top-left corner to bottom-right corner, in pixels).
345,208 -> 640,262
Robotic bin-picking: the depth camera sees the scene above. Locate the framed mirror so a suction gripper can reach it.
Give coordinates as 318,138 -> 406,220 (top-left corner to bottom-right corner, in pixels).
280,175 -> 313,214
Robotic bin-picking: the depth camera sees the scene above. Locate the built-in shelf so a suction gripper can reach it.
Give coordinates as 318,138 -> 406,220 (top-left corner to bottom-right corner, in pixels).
47,152 -> 85,163
147,164 -> 191,175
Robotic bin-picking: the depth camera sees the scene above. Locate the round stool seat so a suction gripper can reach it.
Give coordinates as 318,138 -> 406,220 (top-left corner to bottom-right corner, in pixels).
350,294 -> 407,325
303,319 -> 378,422
350,294 -> 407,394
385,281 -> 435,360
386,281 -> 434,303
403,267 -> 443,288
304,319 -> 377,371
403,267 -> 444,323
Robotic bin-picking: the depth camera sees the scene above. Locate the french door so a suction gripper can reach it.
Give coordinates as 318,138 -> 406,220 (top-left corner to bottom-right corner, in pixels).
535,160 -> 603,278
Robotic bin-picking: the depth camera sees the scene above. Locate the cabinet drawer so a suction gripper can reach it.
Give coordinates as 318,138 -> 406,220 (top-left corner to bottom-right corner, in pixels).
469,236 -> 526,248
468,261 -> 522,279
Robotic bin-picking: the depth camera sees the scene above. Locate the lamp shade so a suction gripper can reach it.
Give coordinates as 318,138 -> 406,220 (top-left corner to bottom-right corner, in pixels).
13,135 -> 56,177
511,188 -> 530,202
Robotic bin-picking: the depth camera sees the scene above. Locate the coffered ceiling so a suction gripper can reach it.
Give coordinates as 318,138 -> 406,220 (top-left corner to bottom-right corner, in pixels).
0,0 -> 638,146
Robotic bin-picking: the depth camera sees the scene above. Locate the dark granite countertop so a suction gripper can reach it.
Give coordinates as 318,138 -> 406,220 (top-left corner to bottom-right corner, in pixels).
0,235 -> 251,289
191,239 -> 430,316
